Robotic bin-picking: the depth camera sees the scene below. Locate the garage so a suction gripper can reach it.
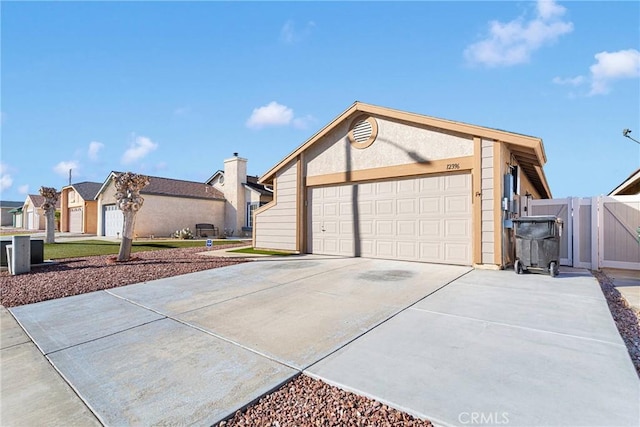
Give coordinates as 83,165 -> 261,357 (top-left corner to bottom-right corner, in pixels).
27,210 -> 38,230
103,205 -> 124,237
254,101 -> 553,269
69,207 -> 83,233
308,173 -> 471,264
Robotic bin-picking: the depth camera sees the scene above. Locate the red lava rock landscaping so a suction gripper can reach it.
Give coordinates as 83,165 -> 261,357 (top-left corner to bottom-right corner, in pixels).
217,374 -> 433,427
0,245 -> 247,308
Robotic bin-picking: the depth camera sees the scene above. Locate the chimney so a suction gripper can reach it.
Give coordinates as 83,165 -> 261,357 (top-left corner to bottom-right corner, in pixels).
223,153 -> 247,236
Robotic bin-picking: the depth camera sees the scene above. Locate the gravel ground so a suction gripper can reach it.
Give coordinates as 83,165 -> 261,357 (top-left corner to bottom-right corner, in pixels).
593,270 -> 640,377
218,374 -> 432,427
0,245 -> 247,307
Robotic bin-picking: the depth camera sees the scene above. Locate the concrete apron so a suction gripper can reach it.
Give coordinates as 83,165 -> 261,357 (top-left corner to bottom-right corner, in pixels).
8,256 -> 470,426
307,267 -> 640,427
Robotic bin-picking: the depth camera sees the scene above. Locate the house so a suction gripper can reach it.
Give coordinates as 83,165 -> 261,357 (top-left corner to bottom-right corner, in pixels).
253,101 -> 552,269
96,174 -> 226,238
0,201 -> 24,227
206,153 -> 273,236
60,182 -> 102,234
22,194 -> 61,230
609,168 -> 640,196
95,155 -> 273,238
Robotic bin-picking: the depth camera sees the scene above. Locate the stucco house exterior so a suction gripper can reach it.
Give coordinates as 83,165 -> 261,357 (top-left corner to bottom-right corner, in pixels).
22,194 -> 61,230
609,168 -> 640,196
253,102 -> 552,269
60,182 -> 102,234
96,174 -> 226,238
94,154 -> 271,238
206,154 -> 273,236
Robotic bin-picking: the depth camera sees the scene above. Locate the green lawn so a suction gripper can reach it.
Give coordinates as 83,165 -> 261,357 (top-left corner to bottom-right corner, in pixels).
228,247 -> 295,256
44,240 -> 242,260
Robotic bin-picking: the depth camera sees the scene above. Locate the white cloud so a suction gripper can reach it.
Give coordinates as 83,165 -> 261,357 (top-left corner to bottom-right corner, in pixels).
0,163 -> 13,191
552,75 -> 586,86
246,102 -> 294,129
589,49 -> 640,95
464,0 -> 573,67
121,135 -> 158,164
18,184 -> 29,195
88,141 -> 105,161
280,20 -> 315,44
53,160 -> 79,177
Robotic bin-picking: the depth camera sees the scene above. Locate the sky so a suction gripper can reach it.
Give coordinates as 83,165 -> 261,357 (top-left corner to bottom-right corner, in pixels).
1,0 -> 639,202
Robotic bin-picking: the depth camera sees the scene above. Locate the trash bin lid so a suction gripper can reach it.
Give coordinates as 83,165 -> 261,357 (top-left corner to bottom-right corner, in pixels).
513,215 -> 563,224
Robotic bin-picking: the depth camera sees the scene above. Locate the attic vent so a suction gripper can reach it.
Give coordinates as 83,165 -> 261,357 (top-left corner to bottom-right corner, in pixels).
348,115 -> 378,149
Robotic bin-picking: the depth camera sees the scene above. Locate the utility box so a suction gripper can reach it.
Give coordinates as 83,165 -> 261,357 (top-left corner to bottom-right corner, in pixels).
513,216 -> 563,277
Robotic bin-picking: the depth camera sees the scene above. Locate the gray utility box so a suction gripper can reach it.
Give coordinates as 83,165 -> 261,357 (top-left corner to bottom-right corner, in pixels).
513,216 -> 563,277
1,239 -> 44,267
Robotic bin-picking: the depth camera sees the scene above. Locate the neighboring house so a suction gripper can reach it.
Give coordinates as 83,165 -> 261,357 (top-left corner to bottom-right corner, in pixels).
253,101 -> 552,269
23,194 -> 61,230
609,168 -> 640,196
96,174 -> 226,238
0,201 -> 24,227
60,182 -> 102,234
206,154 -> 273,235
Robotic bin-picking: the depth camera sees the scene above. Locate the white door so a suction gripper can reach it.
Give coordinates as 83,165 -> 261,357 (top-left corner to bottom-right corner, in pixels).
69,207 -> 83,233
103,205 -> 124,237
27,209 -> 39,230
308,173 -> 472,265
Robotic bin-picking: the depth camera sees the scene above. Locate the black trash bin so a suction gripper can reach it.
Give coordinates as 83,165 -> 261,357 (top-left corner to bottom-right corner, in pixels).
512,216 -> 563,277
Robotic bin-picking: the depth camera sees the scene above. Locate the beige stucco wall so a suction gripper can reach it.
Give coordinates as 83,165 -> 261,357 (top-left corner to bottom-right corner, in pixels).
254,160 -> 298,251
305,117 -> 474,177
97,179 -> 224,237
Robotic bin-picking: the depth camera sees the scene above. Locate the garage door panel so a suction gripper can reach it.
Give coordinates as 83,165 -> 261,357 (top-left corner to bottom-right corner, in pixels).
375,200 -> 394,215
397,199 -> 416,215
420,197 -> 442,215
420,220 -> 441,238
69,207 -> 83,233
397,242 -> 418,259
397,220 -> 415,236
445,219 -> 471,238
446,195 -> 470,214
309,173 -> 471,265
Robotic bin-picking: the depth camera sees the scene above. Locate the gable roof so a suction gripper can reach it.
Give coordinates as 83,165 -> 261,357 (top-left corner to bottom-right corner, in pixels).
24,194 -> 61,209
260,101 -> 551,198
97,172 -> 225,201
205,170 -> 224,186
63,181 -> 103,201
609,168 -> 640,196
0,201 -> 24,209
245,176 -> 273,196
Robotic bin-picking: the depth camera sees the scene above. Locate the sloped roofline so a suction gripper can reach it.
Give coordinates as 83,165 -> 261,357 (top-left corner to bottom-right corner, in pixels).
259,101 -> 550,196
608,168 -> 640,196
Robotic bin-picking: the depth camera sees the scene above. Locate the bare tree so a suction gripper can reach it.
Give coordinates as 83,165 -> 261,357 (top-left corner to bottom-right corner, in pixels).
39,187 -> 58,244
114,172 -> 150,261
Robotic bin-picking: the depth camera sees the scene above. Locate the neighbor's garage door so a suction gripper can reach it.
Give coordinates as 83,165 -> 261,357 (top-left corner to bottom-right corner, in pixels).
69,207 -> 83,233
103,205 -> 124,237
308,173 -> 472,265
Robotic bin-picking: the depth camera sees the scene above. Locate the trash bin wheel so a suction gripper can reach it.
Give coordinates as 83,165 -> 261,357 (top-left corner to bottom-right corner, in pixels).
549,261 -> 559,277
515,259 -> 523,274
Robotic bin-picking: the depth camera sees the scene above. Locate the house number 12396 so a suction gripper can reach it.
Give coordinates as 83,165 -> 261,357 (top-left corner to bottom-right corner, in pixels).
447,163 -> 460,170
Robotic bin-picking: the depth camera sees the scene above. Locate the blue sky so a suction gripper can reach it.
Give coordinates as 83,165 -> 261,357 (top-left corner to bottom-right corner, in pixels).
1,0 -> 638,202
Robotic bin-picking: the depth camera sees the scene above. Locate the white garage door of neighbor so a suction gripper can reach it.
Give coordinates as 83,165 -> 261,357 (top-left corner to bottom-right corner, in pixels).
69,207 -> 83,233
27,210 -> 38,230
308,173 -> 472,265
103,205 -> 124,237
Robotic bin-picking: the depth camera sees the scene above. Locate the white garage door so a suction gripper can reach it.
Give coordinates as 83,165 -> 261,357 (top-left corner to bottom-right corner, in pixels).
69,207 -> 83,233
27,210 -> 39,230
103,205 -> 124,237
308,173 -> 472,265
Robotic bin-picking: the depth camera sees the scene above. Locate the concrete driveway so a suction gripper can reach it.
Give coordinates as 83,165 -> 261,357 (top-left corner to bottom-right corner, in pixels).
4,257 -> 639,426
6,256 -> 469,426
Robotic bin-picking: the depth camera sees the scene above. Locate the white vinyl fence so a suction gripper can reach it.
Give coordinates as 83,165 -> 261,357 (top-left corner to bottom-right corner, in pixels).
527,195 -> 639,271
